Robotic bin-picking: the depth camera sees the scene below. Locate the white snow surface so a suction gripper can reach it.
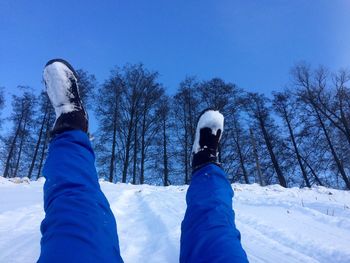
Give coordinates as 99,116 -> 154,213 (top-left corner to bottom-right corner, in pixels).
43,61 -> 79,119
192,110 -> 224,154
1,177 -> 350,263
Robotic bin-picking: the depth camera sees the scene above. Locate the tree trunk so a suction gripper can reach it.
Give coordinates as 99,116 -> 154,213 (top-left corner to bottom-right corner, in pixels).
162,115 -> 169,186
28,105 -> 48,179
315,109 -> 350,189
249,128 -> 264,186
14,119 -> 27,177
258,117 -> 287,187
339,101 -> 350,147
140,112 -> 146,184
14,130 -> 25,177
132,121 -> 138,184
122,108 -> 135,183
109,104 -> 118,183
282,107 -> 311,187
236,140 -> 249,184
184,107 -> 189,184
233,120 -> 249,183
299,153 -> 323,186
37,117 -> 51,179
3,114 -> 24,178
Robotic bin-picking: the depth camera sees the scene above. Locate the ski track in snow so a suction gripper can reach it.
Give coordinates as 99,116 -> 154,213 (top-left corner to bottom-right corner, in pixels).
0,177 -> 349,263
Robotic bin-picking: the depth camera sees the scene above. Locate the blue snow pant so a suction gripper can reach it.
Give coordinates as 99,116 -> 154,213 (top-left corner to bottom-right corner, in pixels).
180,164 -> 248,263
38,130 -> 247,262
38,130 -> 123,263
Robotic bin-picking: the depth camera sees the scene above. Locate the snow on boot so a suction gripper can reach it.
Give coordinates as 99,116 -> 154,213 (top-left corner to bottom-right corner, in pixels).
43,59 -> 88,137
192,109 -> 224,171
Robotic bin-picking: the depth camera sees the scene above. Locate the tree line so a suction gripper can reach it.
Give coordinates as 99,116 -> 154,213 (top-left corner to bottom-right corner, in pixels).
1,63 -> 350,190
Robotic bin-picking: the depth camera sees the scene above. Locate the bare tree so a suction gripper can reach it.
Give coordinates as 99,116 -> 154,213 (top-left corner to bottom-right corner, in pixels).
173,77 -> 200,184
245,93 -> 287,187
76,69 -> 97,109
249,127 -> 264,185
36,109 -> 54,179
94,64 -> 163,184
95,70 -> 123,182
3,87 -> 36,178
27,92 -> 50,179
273,91 -> 311,187
197,78 -> 237,165
139,79 -> 164,184
156,96 -> 171,186
293,64 -> 350,189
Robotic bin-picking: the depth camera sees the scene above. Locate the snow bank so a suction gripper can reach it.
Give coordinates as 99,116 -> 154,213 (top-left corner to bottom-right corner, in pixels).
0,176 -> 31,185
0,179 -> 349,263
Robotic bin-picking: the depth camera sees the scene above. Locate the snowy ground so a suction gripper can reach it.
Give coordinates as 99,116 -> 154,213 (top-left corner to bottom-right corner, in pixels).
0,177 -> 350,263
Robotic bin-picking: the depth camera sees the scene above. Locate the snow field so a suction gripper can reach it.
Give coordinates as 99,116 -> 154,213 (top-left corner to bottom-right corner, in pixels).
234,184 -> 350,263
0,177 -> 349,263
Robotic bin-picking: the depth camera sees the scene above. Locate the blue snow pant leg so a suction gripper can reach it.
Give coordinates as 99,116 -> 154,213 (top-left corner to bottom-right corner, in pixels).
38,130 -> 123,263
180,164 -> 248,263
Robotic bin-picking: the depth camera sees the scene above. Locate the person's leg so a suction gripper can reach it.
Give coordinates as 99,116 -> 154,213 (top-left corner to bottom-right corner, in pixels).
38,59 -> 123,263
39,130 -> 123,263
180,109 -> 248,263
180,164 -> 248,263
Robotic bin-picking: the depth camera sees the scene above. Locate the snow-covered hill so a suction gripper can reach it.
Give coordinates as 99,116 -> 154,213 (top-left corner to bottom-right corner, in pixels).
0,177 -> 349,263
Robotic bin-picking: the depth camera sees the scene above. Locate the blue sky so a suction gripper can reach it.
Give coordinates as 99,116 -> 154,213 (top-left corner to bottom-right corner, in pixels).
0,0 -> 349,113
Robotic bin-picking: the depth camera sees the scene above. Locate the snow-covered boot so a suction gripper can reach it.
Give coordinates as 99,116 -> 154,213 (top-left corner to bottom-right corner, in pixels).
192,109 -> 224,171
43,59 -> 88,137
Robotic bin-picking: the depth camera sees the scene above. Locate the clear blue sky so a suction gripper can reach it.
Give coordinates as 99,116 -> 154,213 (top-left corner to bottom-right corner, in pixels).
0,0 -> 349,108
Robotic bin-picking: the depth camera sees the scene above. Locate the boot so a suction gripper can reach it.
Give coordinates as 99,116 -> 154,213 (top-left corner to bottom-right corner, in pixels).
192,109 -> 224,171
43,58 -> 88,137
